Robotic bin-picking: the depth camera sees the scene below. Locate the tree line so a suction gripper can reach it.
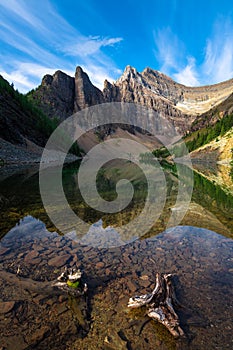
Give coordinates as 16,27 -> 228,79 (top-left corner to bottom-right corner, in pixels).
0,76 -> 82,156
186,114 -> 233,152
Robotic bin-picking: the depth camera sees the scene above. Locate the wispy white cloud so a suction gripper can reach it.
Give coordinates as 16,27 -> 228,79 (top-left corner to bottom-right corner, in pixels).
154,27 -> 184,74
18,63 -> 74,79
0,0 -> 46,31
82,62 -> 122,88
65,36 -> 123,57
174,57 -> 200,86
0,0 -> 123,92
0,69 -> 34,92
2,61 -> 119,94
0,22 -> 63,67
154,18 -> 233,86
0,63 -> 74,93
202,18 -> 233,84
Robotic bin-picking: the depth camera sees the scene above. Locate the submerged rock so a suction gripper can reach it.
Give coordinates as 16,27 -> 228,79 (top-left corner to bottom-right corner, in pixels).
0,301 -> 15,314
48,254 -> 70,268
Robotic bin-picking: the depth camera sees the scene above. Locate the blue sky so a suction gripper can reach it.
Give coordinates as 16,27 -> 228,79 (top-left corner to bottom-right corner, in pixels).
1,0 -> 233,92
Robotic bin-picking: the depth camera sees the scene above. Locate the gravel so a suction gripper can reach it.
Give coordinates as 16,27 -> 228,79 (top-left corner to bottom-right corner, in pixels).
0,138 -> 78,165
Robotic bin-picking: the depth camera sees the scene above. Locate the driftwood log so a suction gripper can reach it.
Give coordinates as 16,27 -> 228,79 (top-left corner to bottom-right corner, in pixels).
128,273 -> 184,338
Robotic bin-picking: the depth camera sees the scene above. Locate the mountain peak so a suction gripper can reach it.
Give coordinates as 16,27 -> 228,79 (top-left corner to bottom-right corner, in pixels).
125,65 -> 137,73
75,66 -> 84,75
74,65 -> 104,111
29,64 -> 233,132
41,74 -> 53,86
75,65 -> 90,83
142,67 -> 174,82
117,65 -> 139,83
42,70 -> 73,87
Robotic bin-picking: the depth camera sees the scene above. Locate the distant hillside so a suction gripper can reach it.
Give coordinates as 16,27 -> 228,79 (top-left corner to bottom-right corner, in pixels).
187,88 -> 233,162
186,93 -> 233,193
186,113 -> 233,153
190,128 -> 233,163
191,92 -> 233,132
0,75 -> 59,147
0,76 -> 80,163
190,128 -> 233,197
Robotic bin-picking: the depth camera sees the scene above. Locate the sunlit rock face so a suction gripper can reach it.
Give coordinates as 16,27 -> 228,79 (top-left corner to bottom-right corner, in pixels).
30,64 -> 233,134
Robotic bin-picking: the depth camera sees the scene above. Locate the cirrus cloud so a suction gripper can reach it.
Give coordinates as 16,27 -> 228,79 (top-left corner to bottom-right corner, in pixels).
154,18 -> 233,86
0,0 -> 123,92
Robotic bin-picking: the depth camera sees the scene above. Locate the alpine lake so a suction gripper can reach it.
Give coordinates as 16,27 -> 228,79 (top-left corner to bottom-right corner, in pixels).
0,158 -> 232,350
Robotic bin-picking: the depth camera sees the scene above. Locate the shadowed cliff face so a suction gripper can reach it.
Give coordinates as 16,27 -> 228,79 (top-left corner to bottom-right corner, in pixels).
29,70 -> 75,120
74,66 -> 105,111
28,67 -> 104,120
28,65 -> 233,136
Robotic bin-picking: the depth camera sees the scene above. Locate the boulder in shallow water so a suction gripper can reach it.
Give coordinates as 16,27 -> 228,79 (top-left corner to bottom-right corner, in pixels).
0,301 -> 15,314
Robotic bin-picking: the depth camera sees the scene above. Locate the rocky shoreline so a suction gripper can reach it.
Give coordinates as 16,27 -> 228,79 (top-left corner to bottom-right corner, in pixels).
0,217 -> 232,350
0,138 -> 78,165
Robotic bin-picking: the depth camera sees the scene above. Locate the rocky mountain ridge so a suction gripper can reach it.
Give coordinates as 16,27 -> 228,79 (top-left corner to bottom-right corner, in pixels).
103,66 -> 195,134
104,65 -> 233,117
1,65 -> 232,163
28,65 -> 233,135
28,66 -> 104,120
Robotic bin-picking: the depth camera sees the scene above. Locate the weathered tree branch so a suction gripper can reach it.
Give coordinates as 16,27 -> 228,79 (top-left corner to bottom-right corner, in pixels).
128,273 -> 184,338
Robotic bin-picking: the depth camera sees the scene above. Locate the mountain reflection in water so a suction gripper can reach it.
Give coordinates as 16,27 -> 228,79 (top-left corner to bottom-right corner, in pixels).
0,161 -> 232,349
